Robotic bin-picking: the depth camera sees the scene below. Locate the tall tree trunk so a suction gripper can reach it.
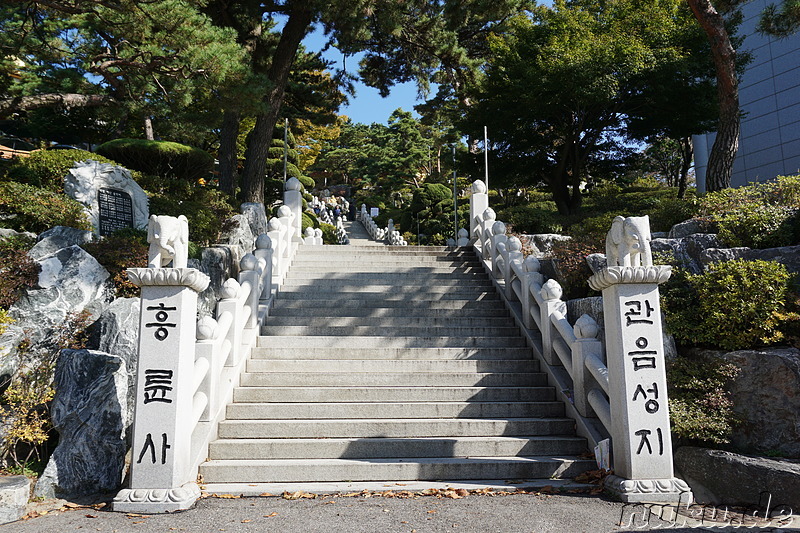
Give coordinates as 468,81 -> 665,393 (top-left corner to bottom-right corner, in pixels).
240,3 -> 312,203
218,110 -> 240,195
677,136 -> 693,199
144,116 -> 154,140
686,0 -> 740,191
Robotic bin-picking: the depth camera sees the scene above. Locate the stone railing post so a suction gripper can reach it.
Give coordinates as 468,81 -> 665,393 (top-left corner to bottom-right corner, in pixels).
470,180 -> 488,242
114,216 -> 210,513
571,315 -> 603,418
588,215 -> 691,503
540,279 -> 565,366
519,256 -> 544,330
503,237 -> 523,299
283,177 -> 303,240
253,234 -> 273,299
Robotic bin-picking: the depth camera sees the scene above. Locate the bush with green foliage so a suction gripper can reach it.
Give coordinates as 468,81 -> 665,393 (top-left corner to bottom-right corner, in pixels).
547,237 -> 603,300
82,230 -> 149,298
97,138 -> 213,181
496,203 -> 563,234
697,175 -> 800,248
301,212 -> 320,232
667,355 -> 740,445
0,236 -> 39,309
1,149 -> 116,193
319,222 -> 338,244
0,182 -> 92,233
663,259 -> 797,351
141,177 -> 236,245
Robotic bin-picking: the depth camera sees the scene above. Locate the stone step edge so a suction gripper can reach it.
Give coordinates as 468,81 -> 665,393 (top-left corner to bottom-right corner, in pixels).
198,479 -> 595,497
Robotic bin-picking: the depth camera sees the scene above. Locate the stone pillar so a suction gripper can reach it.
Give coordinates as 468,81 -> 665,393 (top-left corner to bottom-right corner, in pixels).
588,215 -> 691,504
470,180 -> 489,242
113,228 -> 210,512
283,178 -> 303,240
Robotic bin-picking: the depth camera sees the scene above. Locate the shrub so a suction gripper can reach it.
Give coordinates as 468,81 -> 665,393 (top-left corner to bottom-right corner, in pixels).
496,203 -> 563,234
0,181 -> 92,233
301,212 -> 319,232
0,236 -> 39,309
1,149 -> 116,193
697,174 -> 800,248
82,230 -> 149,298
667,355 -> 740,444
547,236 -> 604,300
147,186 -> 236,246
96,138 -> 213,181
663,259 -> 795,351
319,222 -> 337,244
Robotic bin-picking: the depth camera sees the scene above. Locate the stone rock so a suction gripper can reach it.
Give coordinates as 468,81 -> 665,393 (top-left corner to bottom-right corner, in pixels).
28,226 -> 94,261
86,297 -> 140,425
701,245 -> 800,274
219,214 -> 255,257
63,160 -> 149,235
0,245 -> 111,378
197,245 -> 239,317
240,202 -> 267,237
518,234 -> 571,259
0,228 -> 36,241
674,446 -> 800,509
585,253 -> 607,275
0,475 -> 29,525
668,218 -> 713,239
34,349 -> 129,499
651,233 -> 724,274
714,347 -> 800,458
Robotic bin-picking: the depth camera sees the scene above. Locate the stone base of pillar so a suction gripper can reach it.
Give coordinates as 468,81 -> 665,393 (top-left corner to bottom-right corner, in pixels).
113,482 -> 201,513
605,475 -> 693,504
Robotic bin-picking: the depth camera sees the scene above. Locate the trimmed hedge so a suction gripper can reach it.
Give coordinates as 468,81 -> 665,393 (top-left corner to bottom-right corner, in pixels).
97,138 -> 213,181
1,149 -> 117,193
0,181 -> 92,232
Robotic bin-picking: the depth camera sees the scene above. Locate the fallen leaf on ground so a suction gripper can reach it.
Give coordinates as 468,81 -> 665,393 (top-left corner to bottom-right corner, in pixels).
241,519 -> 251,523
263,512 -> 278,518
85,514 -> 98,518
211,493 -> 241,499
258,492 -> 275,497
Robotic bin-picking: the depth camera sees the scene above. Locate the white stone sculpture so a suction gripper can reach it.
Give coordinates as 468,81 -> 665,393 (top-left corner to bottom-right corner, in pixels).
471,180 -> 487,194
606,215 -> 653,267
147,215 -> 189,268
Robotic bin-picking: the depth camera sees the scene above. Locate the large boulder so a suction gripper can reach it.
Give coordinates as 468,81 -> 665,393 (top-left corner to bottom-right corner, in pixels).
701,245 -> 800,274
674,447 -> 800,509
651,233 -> 724,274
0,476 -> 29,524
28,226 -> 94,261
34,349 -> 129,499
219,214 -> 255,258
518,234 -> 571,259
197,245 -> 239,317
668,218 -> 713,239
86,297 -> 140,427
240,202 -> 268,238
0,245 -> 111,378
713,347 -> 800,458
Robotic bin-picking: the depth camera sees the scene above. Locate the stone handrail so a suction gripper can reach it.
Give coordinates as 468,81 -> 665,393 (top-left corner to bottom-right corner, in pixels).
469,179 -> 691,504
115,187 -> 302,513
357,204 -> 407,245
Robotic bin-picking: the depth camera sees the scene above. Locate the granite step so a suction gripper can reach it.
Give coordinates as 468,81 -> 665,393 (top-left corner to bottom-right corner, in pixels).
209,436 -> 587,460
256,335 -> 527,348
238,371 -> 546,388
232,386 -> 555,403
245,358 -> 536,374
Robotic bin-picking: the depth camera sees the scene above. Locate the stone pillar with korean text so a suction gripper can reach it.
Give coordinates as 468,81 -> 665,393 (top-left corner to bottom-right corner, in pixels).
588,215 -> 692,504
113,215 -> 210,513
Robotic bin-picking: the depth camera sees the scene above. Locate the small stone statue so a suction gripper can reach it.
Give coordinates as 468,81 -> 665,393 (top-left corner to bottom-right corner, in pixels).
606,215 -> 652,267
147,214 -> 189,268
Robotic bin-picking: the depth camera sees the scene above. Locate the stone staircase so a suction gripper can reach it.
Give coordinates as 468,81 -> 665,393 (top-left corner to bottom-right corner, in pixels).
199,245 -> 593,485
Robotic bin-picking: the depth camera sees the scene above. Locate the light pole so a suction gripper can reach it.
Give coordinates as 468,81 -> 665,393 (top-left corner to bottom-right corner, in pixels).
452,145 -> 457,243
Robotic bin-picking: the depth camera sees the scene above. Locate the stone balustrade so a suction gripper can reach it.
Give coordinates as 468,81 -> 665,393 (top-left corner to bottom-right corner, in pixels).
114,185 -> 301,513
357,205 -> 409,245
469,179 -> 691,504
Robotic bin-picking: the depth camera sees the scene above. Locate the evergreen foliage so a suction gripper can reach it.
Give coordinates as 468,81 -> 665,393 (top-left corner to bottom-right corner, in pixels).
97,139 -> 213,181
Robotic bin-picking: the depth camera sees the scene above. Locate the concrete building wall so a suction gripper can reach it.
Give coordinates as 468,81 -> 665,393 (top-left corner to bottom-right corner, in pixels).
693,0 -> 800,191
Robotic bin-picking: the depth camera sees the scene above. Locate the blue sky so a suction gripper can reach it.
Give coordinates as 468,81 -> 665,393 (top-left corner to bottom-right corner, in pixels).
303,2 -> 553,125
303,28 -> 424,125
